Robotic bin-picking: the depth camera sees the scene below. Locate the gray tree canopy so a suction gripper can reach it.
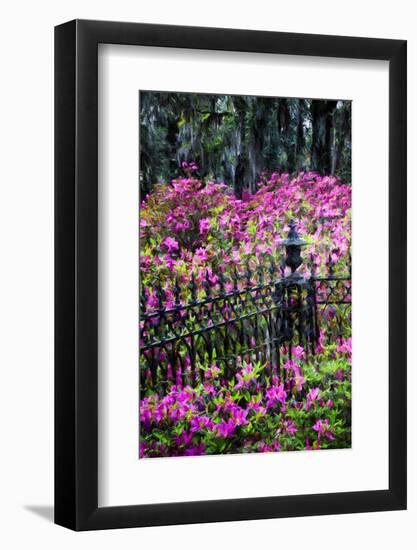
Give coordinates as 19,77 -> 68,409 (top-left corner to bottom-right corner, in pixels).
140,91 -> 351,197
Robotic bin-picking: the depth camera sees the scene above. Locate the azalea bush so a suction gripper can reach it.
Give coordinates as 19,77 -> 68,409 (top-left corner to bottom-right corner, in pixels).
139,168 -> 351,457
140,338 -> 351,457
140,169 -> 351,305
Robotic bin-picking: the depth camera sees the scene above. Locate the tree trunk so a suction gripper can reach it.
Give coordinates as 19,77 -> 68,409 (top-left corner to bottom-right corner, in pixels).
231,96 -> 247,196
277,99 -> 291,172
334,103 -> 350,178
295,99 -> 305,172
311,100 -> 337,175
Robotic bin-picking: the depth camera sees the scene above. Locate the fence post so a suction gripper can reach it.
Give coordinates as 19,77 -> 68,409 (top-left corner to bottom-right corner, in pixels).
279,221 -> 310,373
280,220 -> 308,281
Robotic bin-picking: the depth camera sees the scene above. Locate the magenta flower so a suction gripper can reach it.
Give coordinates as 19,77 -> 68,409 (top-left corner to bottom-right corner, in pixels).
195,247 -> 208,261
292,345 -> 305,360
248,399 -> 267,416
337,337 -> 352,355
312,419 -> 324,433
230,406 -> 248,426
165,255 -> 175,270
258,442 -> 272,453
202,382 -> 216,396
266,383 -> 287,408
204,364 -> 220,380
184,443 -> 205,456
162,236 -> 179,253
278,419 -> 297,435
306,387 -> 320,411
173,431 -> 193,447
145,289 -> 159,310
283,359 -> 298,371
204,266 -> 218,285
234,362 -> 256,389
190,415 -> 214,433
199,218 -> 211,234
312,419 -> 335,441
294,373 -> 305,392
215,419 -> 235,438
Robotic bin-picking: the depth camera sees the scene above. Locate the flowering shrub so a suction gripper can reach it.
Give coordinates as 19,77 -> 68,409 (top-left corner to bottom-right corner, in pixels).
140,171 -> 350,306
139,170 -> 351,457
140,337 -> 351,457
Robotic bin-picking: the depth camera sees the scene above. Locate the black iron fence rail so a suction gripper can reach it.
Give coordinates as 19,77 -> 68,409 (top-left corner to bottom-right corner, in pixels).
139,222 -> 351,388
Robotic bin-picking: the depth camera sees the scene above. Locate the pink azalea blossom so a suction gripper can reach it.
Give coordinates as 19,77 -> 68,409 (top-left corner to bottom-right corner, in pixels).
266,383 -> 287,408
312,419 -> 335,441
195,247 -> 208,261
162,236 -> 179,253
292,345 -> 305,360
199,218 -> 211,234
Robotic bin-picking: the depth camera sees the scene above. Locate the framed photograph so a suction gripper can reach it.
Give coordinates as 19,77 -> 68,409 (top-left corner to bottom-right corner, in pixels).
55,19 -> 407,530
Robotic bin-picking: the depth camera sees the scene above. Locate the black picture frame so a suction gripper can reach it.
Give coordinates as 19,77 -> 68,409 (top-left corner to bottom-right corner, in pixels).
55,19 -> 407,531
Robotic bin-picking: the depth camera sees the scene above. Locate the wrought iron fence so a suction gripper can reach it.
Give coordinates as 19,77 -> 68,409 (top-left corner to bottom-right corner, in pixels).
140,222 -> 351,390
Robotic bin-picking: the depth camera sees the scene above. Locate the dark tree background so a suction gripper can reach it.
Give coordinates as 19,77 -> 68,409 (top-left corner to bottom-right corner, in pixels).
140,91 -> 351,197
